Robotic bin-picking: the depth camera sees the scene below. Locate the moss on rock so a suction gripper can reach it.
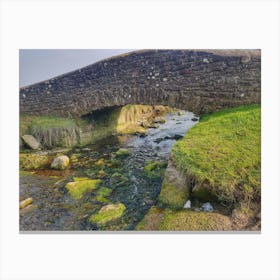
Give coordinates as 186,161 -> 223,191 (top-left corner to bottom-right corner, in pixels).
20,153 -> 53,170
158,160 -> 189,209
89,203 -> 126,225
66,177 -> 102,199
136,207 -> 165,230
159,210 -> 232,231
115,148 -> 131,158
144,160 -> 167,178
158,181 -> 189,210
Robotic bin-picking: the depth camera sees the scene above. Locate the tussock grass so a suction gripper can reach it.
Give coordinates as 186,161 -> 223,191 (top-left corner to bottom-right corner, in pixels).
172,105 -> 261,206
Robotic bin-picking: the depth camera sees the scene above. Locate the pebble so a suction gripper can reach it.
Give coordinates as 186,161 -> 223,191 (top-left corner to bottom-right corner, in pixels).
202,202 -> 214,212
183,200 -> 191,209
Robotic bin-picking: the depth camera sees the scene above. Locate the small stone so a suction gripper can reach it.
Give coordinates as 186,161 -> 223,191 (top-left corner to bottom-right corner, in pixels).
202,202 -> 213,212
184,200 -> 191,209
21,135 -> 41,150
191,117 -> 199,122
51,155 -> 70,170
203,58 -> 210,63
115,148 -> 131,158
163,78 -> 168,82
81,148 -> 91,152
20,197 -> 33,209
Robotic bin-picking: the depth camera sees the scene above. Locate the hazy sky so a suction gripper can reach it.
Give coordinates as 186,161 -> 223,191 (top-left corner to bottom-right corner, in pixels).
19,49 -> 136,87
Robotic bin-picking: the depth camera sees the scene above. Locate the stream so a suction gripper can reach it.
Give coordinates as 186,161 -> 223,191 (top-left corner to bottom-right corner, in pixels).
20,110 -> 198,231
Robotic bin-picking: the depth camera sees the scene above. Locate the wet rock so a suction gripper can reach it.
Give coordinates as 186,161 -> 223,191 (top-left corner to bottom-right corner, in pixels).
191,117 -> 199,122
153,117 -> 166,124
148,123 -> 160,129
21,135 -> 41,150
81,147 -> 91,152
20,197 -> 33,209
51,155 -> 70,170
183,200 -> 191,209
115,148 -> 131,158
173,134 -> 183,140
202,202 -> 213,212
110,172 -> 129,188
20,204 -> 38,215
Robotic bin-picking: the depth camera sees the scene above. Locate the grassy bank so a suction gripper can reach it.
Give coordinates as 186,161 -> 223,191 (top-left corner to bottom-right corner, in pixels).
171,105 -> 261,208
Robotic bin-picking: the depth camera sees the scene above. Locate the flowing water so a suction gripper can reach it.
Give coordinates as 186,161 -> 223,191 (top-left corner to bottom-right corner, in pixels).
20,111 -> 198,231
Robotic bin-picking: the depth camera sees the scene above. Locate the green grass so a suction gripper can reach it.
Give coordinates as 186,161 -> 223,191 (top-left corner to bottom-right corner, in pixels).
171,105 -> 261,206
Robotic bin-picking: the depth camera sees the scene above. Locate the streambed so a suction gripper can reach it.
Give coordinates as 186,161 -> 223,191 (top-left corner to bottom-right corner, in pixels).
20,111 -> 198,231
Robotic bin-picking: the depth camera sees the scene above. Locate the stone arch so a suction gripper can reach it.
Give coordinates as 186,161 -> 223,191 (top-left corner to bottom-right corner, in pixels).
20,49 -> 261,117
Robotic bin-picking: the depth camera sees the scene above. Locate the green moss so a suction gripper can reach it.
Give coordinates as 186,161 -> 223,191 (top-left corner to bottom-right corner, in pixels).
110,172 -> 129,188
95,196 -> 110,203
97,187 -> 112,197
20,153 -> 53,170
115,148 -> 131,158
136,207 -> 165,230
66,178 -> 102,199
19,170 -> 34,176
158,182 -> 189,209
172,105 -> 261,206
144,160 -> 167,178
89,203 -> 126,225
192,184 -> 216,203
159,210 -> 232,231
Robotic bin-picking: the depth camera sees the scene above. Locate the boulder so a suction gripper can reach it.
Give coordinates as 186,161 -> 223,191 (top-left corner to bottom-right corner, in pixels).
158,159 -> 189,209
21,135 -> 41,150
51,155 -> 70,170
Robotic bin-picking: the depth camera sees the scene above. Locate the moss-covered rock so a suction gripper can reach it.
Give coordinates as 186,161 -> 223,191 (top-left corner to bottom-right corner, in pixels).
115,148 -> 131,158
20,153 -> 53,170
144,160 -> 167,178
159,210 -> 232,231
136,207 -> 232,231
136,207 -> 165,230
97,187 -> 112,197
89,203 -> 126,225
65,177 -> 102,199
158,160 -> 189,209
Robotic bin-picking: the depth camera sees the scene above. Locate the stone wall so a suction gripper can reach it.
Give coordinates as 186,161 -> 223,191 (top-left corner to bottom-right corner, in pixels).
20,49 -> 261,117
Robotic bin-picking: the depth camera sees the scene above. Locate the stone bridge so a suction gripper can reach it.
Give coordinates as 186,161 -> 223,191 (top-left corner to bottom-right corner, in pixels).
20,49 -> 261,117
